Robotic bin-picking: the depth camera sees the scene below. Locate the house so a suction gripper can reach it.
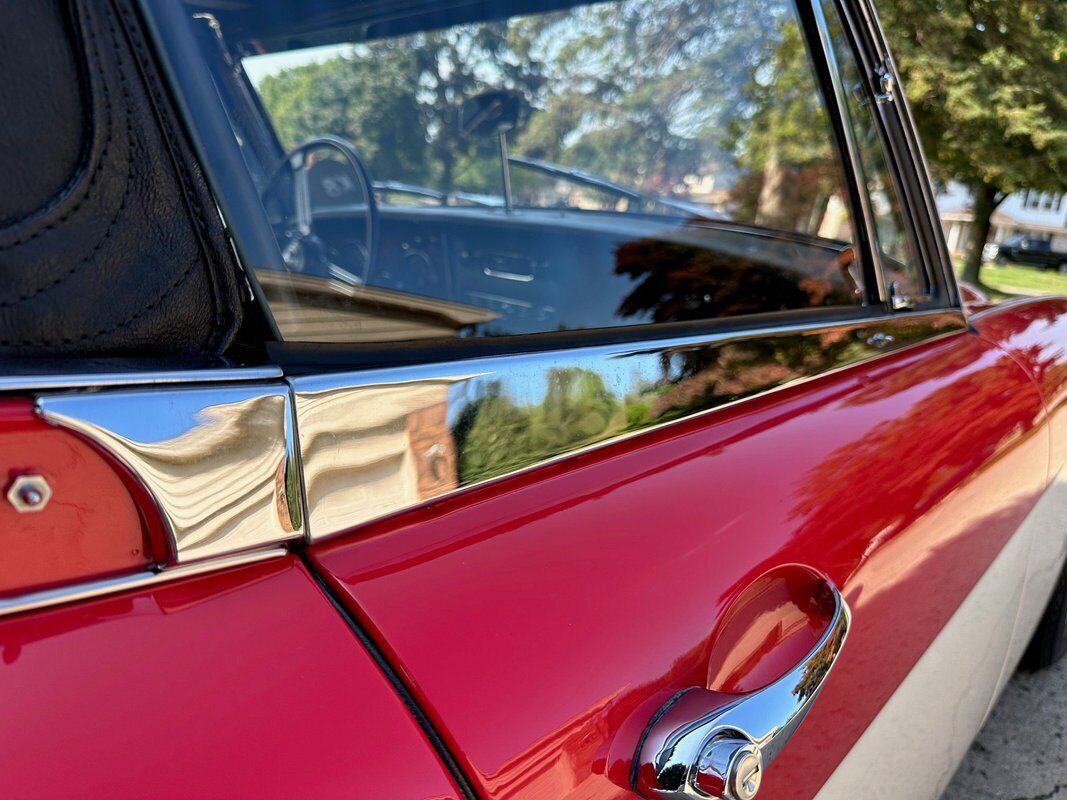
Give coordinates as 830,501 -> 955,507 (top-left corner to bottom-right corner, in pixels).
938,182 -> 1067,257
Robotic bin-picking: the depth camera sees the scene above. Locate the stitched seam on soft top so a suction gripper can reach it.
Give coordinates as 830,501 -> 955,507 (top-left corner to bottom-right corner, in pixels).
119,0 -> 229,351
0,6 -> 137,307
69,0 -> 202,343
0,3 -> 116,251
0,0 -> 200,347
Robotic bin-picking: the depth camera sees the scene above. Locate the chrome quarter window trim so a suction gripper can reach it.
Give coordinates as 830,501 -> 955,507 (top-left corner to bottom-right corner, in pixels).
291,310 -> 967,542
38,384 -> 303,563
804,0 -> 887,306
0,547 -> 288,619
0,366 -> 283,392
846,0 -> 960,308
817,0 -> 950,307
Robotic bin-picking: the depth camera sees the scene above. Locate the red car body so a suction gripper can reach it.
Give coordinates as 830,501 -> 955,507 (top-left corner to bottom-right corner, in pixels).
3,301 -> 1064,799
311,301 -> 1062,800
1,1 -> 1065,799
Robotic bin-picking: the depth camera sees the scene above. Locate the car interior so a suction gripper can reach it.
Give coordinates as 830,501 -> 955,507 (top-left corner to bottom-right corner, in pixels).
187,0 -> 866,343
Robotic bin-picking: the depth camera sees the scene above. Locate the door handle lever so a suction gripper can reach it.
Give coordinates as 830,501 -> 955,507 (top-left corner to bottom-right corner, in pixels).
633,583 -> 850,800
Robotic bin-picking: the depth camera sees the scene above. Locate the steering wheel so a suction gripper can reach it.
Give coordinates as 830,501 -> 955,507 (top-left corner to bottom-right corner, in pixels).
264,135 -> 379,285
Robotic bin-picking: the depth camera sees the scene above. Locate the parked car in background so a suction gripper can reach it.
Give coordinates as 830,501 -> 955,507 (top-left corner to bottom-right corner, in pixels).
994,235 -> 1067,271
1,1 -> 1065,800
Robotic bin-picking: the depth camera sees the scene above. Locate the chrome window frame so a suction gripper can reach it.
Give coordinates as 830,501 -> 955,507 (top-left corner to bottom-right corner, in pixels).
815,0 -> 960,309
797,0 -> 888,306
862,0 -> 962,308
0,307 -> 968,616
290,309 -> 968,542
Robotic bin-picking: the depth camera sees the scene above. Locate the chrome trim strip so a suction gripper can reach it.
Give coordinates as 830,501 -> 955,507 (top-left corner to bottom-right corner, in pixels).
0,366 -> 283,392
291,311 -> 967,541
38,384 -> 304,563
0,547 -> 288,619
968,293 -> 1054,320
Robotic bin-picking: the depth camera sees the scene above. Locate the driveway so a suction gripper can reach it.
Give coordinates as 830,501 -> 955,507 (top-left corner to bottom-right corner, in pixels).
943,660 -> 1067,799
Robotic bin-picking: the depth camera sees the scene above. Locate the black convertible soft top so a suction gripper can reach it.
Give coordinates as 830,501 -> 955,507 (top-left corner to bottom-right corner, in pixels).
0,0 -> 246,361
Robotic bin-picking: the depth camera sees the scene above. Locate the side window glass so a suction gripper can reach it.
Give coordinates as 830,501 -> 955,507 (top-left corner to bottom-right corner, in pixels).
192,0 -> 865,344
819,0 -> 926,305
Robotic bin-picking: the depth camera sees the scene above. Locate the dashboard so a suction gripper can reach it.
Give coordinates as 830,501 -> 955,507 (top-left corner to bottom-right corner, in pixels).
308,204 -> 858,338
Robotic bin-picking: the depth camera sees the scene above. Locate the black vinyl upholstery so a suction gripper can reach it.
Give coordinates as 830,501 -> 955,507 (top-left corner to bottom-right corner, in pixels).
0,0 -> 243,359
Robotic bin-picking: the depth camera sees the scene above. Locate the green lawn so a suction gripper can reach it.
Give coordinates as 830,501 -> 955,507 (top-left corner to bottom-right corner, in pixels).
954,261 -> 1067,300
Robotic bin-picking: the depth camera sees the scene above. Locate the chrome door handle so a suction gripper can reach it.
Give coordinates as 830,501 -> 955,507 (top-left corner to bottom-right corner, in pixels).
634,584 -> 850,800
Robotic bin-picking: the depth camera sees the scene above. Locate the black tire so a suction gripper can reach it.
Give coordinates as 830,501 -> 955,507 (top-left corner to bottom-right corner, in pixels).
1020,559 -> 1067,671
994,253 -> 1008,265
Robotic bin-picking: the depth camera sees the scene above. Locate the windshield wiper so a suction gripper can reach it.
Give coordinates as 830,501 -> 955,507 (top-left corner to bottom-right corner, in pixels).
507,155 -> 722,218
372,181 -> 504,208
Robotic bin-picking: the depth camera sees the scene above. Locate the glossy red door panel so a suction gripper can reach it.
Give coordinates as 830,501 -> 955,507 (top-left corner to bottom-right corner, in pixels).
311,330 -> 1048,800
0,555 -> 462,800
972,296 -> 1067,474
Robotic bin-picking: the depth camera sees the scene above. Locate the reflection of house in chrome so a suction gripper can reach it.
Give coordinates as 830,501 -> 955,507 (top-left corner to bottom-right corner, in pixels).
297,378 -> 462,536
938,181 -> 1067,256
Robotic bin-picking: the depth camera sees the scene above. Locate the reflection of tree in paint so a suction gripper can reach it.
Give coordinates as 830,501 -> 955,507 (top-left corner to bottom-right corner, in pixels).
792,624 -> 846,702
789,337 -> 1043,557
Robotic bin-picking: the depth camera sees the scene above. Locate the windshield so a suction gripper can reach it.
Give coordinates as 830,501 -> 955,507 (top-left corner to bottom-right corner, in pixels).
235,1 -> 840,223
181,0 -> 864,343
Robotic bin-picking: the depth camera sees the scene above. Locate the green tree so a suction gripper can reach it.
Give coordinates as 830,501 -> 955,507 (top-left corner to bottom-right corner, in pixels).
454,368 -> 623,483
878,0 -> 1067,286
726,19 -> 845,232
515,0 -> 773,197
258,24 -> 548,196
258,44 -> 429,183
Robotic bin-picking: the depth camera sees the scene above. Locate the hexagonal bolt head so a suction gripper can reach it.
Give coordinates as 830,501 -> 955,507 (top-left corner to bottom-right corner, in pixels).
7,474 -> 53,513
